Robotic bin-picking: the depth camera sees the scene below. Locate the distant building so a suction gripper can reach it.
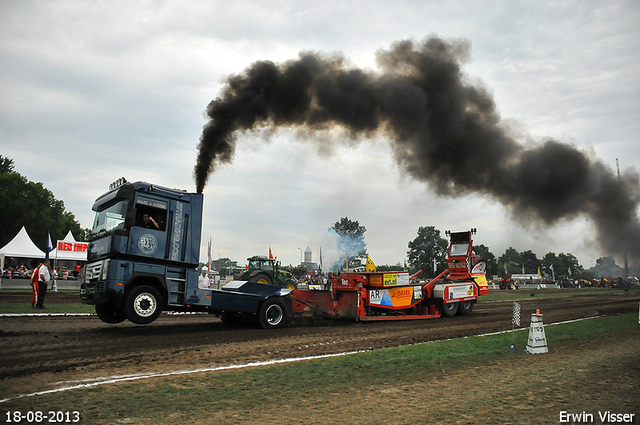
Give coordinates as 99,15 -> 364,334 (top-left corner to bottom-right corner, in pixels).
211,259 -> 238,277
302,246 -> 319,271
304,247 -> 312,263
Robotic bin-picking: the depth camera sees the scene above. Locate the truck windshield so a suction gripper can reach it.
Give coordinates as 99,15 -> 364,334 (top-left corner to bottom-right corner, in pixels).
91,200 -> 129,238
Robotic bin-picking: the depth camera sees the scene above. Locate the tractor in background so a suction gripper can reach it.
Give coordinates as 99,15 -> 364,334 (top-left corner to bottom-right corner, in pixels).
240,256 -> 296,289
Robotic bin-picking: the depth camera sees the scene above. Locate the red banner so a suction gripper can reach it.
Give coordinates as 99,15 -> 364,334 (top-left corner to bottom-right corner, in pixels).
57,241 -> 88,253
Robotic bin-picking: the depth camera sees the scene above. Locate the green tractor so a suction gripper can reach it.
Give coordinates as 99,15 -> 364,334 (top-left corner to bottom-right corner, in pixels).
240,256 -> 296,289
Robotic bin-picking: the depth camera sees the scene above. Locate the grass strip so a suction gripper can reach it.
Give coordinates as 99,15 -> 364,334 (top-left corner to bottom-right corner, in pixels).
481,287 -> 638,301
0,304 -> 95,314
0,289 -> 90,313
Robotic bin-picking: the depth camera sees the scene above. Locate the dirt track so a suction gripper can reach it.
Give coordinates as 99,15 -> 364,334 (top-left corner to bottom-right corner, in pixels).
1,289 -> 639,401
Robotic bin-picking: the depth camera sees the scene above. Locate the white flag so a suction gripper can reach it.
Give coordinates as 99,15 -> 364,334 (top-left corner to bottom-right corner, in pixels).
45,232 -> 53,260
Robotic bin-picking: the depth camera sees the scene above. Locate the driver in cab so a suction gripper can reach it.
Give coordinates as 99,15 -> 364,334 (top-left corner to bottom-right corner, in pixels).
140,213 -> 160,230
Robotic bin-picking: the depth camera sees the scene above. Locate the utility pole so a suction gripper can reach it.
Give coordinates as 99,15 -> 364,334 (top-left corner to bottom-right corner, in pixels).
617,158 -> 629,279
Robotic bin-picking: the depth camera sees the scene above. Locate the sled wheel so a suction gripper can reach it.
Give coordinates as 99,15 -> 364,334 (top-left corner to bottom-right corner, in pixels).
458,300 -> 474,316
124,285 -> 162,324
441,302 -> 459,317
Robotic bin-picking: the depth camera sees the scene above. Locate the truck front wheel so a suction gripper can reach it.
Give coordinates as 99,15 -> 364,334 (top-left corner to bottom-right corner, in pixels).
441,302 -> 458,317
95,301 -> 126,324
257,298 -> 289,329
124,285 -> 162,325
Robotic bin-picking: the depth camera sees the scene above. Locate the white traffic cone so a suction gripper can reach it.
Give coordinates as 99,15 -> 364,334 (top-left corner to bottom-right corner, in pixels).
525,309 -> 548,354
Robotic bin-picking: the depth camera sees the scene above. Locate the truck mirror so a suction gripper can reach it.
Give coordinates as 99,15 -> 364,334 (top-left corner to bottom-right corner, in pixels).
125,207 -> 137,227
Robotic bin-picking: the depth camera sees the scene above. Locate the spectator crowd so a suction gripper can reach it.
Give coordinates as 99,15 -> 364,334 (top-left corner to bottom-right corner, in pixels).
1,264 -> 83,280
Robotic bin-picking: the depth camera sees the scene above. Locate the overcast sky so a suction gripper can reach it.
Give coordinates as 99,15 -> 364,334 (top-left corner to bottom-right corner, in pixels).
2,0 -> 639,270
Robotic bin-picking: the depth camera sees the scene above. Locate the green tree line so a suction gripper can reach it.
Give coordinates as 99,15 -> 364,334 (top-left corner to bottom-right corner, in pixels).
405,226 -> 629,280
333,219 -> 629,280
0,155 -> 88,252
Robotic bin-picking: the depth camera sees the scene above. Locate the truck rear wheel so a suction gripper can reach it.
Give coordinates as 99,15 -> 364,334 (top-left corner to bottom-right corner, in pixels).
124,285 -> 162,325
257,298 -> 289,329
458,300 -> 474,315
95,301 -> 126,324
441,302 -> 458,317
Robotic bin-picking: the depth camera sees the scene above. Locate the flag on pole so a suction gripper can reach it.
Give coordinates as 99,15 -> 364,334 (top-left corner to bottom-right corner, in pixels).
45,232 -> 53,261
511,302 -> 522,349
207,237 -> 212,274
521,264 -> 525,274
269,246 -> 274,260
537,266 -> 542,276
433,258 -> 437,274
512,302 -> 521,326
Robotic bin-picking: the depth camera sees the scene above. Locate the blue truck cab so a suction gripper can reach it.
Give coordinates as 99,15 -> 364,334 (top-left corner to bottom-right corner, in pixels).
81,178 -> 291,328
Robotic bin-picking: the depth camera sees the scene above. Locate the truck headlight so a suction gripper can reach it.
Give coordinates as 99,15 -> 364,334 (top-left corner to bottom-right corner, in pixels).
101,259 -> 110,280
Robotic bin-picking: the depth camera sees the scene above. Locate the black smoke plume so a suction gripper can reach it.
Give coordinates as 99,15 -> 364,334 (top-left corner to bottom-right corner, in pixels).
195,36 -> 640,261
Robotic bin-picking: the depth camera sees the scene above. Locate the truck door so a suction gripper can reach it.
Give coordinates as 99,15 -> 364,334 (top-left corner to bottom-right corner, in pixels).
127,195 -> 169,261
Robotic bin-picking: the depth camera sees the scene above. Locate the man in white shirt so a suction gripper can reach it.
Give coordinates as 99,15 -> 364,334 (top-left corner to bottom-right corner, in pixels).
198,267 -> 211,289
36,260 -> 51,309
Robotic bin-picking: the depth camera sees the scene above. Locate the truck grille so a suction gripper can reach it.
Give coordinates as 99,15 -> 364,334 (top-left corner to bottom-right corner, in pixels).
85,262 -> 103,282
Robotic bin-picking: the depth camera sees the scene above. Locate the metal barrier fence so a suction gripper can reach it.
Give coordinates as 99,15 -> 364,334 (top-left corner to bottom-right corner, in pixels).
0,278 -> 82,291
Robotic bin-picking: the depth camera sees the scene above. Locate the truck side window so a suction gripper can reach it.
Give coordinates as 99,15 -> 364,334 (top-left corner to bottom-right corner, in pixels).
134,196 -> 168,231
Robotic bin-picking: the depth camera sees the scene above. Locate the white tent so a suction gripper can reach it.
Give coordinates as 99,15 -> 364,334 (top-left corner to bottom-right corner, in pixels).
0,226 -> 45,269
49,231 -> 88,262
